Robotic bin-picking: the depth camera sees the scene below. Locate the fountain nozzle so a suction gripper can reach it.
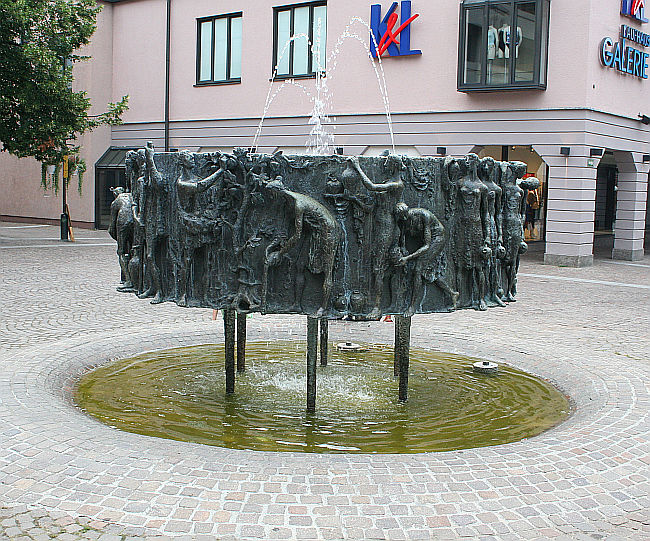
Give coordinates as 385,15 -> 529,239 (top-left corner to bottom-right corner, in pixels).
473,360 -> 499,374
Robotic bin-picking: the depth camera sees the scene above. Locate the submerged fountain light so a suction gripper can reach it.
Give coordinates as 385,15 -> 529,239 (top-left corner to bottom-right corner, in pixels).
336,342 -> 365,352
473,360 -> 499,374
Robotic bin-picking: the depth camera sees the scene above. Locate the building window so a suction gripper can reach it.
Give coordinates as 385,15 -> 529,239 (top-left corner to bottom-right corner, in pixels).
458,0 -> 549,91
197,12 -> 243,85
273,2 -> 327,79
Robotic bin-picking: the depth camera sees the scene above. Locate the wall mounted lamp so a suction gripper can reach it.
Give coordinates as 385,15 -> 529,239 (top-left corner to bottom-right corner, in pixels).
560,147 -> 571,156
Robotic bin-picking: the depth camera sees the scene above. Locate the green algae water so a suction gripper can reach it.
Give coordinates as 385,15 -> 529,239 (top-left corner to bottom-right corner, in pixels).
75,342 -> 569,453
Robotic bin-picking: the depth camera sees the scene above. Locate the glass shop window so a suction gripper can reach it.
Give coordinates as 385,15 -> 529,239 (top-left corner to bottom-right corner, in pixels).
458,0 -> 550,91
196,12 -> 243,85
273,2 -> 327,79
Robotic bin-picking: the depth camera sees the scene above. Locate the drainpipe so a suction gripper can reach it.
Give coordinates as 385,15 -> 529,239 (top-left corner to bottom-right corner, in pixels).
164,0 -> 171,152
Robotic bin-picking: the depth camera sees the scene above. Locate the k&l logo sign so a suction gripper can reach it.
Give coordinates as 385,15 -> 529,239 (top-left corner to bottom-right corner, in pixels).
622,0 -> 648,23
370,1 -> 421,58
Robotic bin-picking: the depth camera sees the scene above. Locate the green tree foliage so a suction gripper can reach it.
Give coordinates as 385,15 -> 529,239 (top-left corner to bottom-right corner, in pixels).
0,0 -> 128,165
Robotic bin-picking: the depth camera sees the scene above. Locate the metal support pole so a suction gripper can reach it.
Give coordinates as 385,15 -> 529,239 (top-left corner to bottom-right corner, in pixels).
164,0 -> 172,152
307,316 -> 318,413
319,318 -> 328,366
61,157 -> 69,241
395,315 -> 411,402
236,312 -> 246,373
223,309 -> 236,394
393,316 -> 400,377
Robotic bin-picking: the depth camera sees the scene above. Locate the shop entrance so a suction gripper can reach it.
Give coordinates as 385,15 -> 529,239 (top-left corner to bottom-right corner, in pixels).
476,145 -> 547,242
595,162 -> 617,232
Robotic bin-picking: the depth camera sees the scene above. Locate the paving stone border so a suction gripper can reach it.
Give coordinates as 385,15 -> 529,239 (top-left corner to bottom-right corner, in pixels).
2,319 -> 648,540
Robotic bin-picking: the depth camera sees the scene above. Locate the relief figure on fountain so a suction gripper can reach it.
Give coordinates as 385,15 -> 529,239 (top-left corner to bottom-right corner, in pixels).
262,177 -> 341,318
452,154 -> 492,311
138,143 -> 171,304
500,161 -> 528,302
478,156 -> 506,308
347,154 -> 405,319
394,203 -> 459,316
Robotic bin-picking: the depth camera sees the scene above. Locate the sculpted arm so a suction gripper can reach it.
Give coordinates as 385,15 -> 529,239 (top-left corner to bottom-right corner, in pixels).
495,188 -> 504,244
481,188 -> 491,245
348,156 -> 398,193
145,142 -> 164,188
196,167 -> 226,192
402,222 -> 432,263
132,185 -> 144,225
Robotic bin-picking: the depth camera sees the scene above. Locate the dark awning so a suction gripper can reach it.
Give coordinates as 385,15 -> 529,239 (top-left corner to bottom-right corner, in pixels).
95,147 -> 138,168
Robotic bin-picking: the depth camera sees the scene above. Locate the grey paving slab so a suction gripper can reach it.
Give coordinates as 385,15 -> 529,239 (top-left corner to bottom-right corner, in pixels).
0,222 -> 649,540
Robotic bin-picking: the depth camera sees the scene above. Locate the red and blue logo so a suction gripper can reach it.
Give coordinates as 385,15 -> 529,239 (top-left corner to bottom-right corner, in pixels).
370,1 -> 421,58
622,0 -> 648,23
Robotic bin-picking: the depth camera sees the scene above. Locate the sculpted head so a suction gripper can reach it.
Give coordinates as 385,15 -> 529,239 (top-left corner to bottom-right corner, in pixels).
178,150 -> 195,171
110,186 -> 125,198
395,202 -> 409,223
456,157 -> 468,177
479,156 -> 495,180
510,161 -> 527,179
384,154 -> 405,174
136,149 -> 146,171
465,153 -> 479,171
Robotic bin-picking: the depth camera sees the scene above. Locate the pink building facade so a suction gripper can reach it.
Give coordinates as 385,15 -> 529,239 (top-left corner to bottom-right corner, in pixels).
1,0 -> 649,265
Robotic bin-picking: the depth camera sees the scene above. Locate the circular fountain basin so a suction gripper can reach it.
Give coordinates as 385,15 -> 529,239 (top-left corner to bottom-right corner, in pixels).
75,342 -> 569,454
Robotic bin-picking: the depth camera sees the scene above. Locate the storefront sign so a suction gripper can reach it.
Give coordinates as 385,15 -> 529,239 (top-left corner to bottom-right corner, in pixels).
600,25 -> 650,79
370,1 -> 421,58
621,0 -> 648,23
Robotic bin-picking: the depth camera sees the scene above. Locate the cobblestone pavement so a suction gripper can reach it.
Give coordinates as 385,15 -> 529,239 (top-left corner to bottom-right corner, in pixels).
0,221 -> 649,540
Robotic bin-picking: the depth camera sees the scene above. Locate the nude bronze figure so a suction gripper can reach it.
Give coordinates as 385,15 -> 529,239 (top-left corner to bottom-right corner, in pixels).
347,154 -> 405,318
395,203 -> 459,316
263,177 -> 340,317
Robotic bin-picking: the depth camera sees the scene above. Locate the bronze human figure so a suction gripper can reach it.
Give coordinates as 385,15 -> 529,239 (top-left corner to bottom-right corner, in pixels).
175,150 -> 226,306
478,156 -> 506,307
263,177 -> 340,317
108,187 -> 135,292
128,149 -> 147,294
347,154 -> 404,318
138,142 -> 168,304
499,161 -> 529,302
395,203 -> 459,316
456,154 -> 492,310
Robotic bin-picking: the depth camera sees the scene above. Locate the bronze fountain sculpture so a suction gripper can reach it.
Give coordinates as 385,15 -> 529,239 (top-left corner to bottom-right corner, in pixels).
110,143 -> 539,411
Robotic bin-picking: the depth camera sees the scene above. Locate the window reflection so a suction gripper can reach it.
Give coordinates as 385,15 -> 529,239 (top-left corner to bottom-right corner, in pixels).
274,3 -> 327,78
515,3 -> 536,82
487,4 -> 513,85
465,8 -> 483,84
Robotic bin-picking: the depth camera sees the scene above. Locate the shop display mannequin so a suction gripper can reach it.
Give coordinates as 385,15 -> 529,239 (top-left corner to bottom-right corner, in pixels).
497,23 -> 522,82
497,24 -> 522,59
487,25 -> 498,81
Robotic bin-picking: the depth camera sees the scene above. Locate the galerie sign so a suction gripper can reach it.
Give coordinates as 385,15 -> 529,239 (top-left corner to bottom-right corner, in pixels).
599,2 -> 649,80
600,26 -> 650,79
